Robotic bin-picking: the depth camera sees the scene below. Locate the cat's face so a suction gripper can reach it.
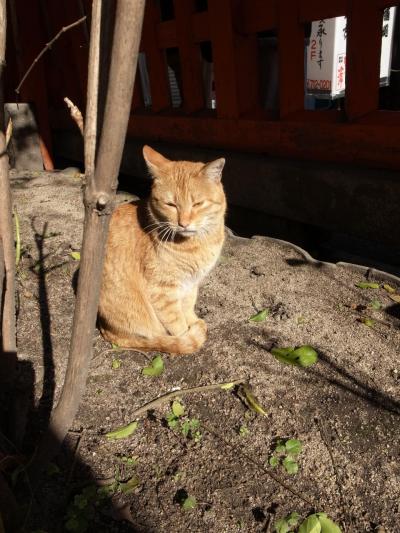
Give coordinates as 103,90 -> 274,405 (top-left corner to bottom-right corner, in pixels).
143,146 -> 226,238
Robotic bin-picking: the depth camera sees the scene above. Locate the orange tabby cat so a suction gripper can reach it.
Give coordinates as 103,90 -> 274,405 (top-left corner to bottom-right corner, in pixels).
98,145 -> 226,354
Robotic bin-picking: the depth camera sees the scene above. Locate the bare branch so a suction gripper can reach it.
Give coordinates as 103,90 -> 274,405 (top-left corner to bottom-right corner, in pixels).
15,16 -> 86,96
85,0 -> 102,178
128,379 -> 245,420
64,97 -> 84,135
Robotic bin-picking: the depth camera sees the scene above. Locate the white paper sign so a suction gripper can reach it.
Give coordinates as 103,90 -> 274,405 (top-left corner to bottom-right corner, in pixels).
306,8 -> 396,99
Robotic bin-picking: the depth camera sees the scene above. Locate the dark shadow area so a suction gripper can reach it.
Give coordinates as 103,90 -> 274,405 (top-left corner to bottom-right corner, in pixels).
385,303 -> 400,320
285,258 -> 324,268
22,221 -> 55,448
226,205 -> 400,277
0,229 -> 149,531
313,349 -> 400,416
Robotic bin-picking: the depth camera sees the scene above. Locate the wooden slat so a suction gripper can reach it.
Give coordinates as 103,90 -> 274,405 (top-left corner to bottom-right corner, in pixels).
14,0 -> 54,169
173,0 -> 205,113
208,0 -> 260,118
127,114 -> 400,170
132,79 -> 143,110
379,0 -> 399,8
345,0 -> 381,120
278,0 -> 305,117
192,11 -> 210,42
156,20 -> 177,49
299,0 -> 347,22
242,0 -> 277,34
142,1 -> 170,112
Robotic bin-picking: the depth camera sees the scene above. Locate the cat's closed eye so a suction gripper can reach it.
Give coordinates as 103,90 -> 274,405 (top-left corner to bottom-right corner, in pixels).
193,201 -> 204,207
165,201 -> 176,207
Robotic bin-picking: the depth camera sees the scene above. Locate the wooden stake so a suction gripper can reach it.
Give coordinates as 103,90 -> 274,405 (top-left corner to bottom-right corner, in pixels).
0,0 -> 17,359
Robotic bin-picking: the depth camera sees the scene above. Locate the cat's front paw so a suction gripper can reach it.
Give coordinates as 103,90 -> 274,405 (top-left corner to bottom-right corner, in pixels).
190,318 -> 207,336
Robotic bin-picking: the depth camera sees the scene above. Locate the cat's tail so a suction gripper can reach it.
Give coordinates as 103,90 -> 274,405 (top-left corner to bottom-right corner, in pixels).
100,320 -> 207,355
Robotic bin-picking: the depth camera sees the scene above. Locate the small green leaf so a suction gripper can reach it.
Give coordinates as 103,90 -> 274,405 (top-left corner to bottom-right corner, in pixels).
355,282 -> 379,289
106,421 -> 138,440
383,283 -> 396,293
287,512 -> 301,527
46,462 -> 61,476
292,346 -> 318,367
70,251 -> 81,261
360,317 -> 375,327
239,425 -> 249,437
317,514 -> 342,533
285,438 -> 302,456
190,419 -> 200,429
269,456 -> 279,467
111,343 -> 120,350
142,354 -> 164,376
274,518 -> 290,533
193,430 -> 202,443
74,494 -> 88,509
249,309 -> 269,322
119,476 -> 141,494
369,300 -> 382,310
119,455 -> 138,466
275,444 -> 286,453
272,346 -> 318,367
298,515 -> 322,533
166,412 -> 179,428
112,358 -> 122,369
181,495 -> 197,511
181,421 -> 191,437
282,457 -> 298,475
237,384 -> 267,416
172,400 -> 185,417
220,382 -> 236,390
271,347 -> 297,365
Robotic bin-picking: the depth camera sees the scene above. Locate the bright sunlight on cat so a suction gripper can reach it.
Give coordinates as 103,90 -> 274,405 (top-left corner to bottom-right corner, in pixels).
98,145 -> 226,354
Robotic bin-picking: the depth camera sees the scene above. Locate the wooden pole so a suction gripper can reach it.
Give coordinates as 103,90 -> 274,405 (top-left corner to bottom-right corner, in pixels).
0,0 -> 17,360
29,0 -> 145,478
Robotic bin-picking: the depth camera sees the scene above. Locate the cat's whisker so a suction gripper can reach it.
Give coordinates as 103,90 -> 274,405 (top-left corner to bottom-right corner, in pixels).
156,225 -> 173,251
146,222 -> 170,236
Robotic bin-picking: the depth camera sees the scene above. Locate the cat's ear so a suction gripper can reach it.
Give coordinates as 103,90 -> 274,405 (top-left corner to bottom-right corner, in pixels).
143,145 -> 170,176
202,158 -> 225,182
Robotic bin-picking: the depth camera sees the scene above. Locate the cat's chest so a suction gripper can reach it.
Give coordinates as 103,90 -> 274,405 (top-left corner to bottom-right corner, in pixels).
176,246 -> 221,295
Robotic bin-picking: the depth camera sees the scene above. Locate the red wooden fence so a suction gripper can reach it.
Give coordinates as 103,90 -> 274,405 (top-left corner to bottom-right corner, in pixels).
5,0 -> 400,170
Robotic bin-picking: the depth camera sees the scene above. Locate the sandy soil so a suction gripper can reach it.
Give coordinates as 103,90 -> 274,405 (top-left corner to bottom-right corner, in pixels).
7,170 -> 400,532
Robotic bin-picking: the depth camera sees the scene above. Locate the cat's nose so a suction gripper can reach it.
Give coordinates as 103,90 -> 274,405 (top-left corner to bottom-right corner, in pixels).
178,214 -> 191,228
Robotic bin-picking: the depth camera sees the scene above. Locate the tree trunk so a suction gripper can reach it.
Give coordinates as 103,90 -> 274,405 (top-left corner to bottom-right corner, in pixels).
29,0 -> 145,479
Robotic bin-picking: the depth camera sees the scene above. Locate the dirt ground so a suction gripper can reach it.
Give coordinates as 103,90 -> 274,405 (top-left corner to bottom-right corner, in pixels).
7,170 -> 400,532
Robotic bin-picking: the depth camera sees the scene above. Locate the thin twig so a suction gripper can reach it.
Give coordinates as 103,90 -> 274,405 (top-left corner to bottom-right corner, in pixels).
64,97 -> 84,135
130,379 -> 245,419
13,208 -> 20,267
85,0 -> 101,178
5,118 -> 12,147
15,16 -> 86,96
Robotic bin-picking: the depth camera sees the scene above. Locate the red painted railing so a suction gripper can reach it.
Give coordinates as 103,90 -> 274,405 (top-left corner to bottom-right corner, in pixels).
5,0 -> 400,170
